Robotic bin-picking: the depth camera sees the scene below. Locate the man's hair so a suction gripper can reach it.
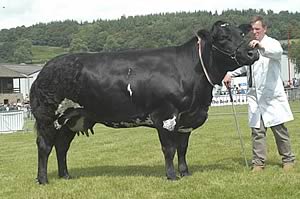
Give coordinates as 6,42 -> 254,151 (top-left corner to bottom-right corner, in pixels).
250,16 -> 268,28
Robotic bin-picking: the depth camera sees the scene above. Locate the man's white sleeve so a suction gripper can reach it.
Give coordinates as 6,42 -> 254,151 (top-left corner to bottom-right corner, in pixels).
227,66 -> 247,77
260,37 -> 283,60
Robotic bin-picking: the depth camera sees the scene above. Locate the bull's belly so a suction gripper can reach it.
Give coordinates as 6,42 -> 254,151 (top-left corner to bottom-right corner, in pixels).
99,109 -> 209,132
55,98 -> 153,130
87,103 -> 152,127
101,116 -> 154,128
55,98 -> 208,133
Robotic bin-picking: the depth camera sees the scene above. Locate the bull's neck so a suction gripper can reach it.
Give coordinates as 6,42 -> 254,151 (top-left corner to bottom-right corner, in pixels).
198,39 -> 225,86
178,37 -> 200,66
178,37 -> 226,86
177,38 -> 216,108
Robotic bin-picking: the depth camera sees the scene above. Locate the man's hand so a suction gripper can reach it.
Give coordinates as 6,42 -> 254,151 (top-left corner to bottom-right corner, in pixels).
249,40 -> 262,49
223,73 -> 232,88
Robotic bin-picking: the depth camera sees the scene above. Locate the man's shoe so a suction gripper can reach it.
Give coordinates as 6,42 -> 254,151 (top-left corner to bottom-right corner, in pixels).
283,162 -> 295,172
251,166 -> 264,172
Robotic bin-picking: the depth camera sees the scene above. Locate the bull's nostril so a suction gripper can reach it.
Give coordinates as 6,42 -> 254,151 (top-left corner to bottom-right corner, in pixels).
248,51 -> 254,57
247,50 -> 259,61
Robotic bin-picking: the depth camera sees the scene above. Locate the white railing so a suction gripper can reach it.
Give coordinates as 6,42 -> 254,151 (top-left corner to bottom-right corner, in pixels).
0,111 -> 24,133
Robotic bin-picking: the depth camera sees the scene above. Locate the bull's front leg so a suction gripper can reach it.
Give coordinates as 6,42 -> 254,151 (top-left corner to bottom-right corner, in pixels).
176,132 -> 191,177
157,129 -> 178,180
55,127 -> 76,179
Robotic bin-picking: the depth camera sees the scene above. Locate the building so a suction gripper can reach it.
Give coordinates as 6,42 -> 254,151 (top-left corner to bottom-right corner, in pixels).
0,63 -> 43,105
281,53 -> 298,87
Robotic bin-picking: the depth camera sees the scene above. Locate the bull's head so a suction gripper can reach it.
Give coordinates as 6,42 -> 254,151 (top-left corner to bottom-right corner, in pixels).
198,21 -> 259,72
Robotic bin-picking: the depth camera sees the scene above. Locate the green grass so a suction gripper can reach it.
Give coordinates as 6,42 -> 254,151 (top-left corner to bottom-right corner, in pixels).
31,45 -> 69,64
1,104 -> 300,199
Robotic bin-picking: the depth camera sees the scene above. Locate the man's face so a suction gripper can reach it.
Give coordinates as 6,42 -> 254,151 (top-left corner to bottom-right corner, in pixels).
251,20 -> 266,41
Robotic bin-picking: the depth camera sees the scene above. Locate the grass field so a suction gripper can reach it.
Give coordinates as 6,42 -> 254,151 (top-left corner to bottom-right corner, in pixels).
1,103 -> 300,199
31,45 -> 68,64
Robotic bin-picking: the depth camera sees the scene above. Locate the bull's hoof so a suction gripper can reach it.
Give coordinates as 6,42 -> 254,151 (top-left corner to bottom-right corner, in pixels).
180,171 -> 191,177
36,177 -> 48,185
59,174 -> 72,180
166,175 -> 179,181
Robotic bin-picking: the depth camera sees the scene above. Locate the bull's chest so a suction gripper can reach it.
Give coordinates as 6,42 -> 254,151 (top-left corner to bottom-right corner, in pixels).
175,88 -> 212,132
176,106 -> 209,132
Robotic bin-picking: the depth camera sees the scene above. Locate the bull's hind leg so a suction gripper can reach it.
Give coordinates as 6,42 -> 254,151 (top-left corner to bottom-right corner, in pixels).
36,121 -> 57,184
54,127 -> 76,179
157,129 -> 178,180
176,132 -> 191,177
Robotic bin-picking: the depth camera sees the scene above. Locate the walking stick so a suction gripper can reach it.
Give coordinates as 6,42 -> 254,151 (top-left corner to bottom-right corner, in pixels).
228,87 -> 249,168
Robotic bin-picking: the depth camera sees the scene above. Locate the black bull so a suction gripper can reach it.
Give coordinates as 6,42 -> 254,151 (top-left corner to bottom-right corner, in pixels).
30,21 -> 259,184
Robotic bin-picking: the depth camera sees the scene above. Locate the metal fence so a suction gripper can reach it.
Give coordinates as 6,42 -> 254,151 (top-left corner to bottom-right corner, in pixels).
286,87 -> 300,102
0,110 -> 24,133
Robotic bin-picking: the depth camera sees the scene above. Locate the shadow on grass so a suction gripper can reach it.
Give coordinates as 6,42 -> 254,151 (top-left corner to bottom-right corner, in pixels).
48,162 -> 237,180
46,155 -> 287,181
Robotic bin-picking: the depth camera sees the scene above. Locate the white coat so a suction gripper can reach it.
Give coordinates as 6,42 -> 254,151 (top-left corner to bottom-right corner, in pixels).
228,35 -> 294,128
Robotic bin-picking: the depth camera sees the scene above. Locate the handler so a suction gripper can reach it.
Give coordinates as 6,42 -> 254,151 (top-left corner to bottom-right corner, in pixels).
223,16 -> 296,172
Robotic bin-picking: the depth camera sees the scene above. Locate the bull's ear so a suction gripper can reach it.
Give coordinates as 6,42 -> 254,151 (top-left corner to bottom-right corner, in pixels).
197,29 -> 211,41
239,24 -> 252,35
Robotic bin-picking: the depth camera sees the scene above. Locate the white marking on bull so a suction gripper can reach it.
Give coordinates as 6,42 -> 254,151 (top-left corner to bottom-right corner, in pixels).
55,98 -> 82,115
221,23 -> 229,27
163,116 -> 176,131
127,84 -> 133,96
54,120 -> 62,129
54,98 -> 83,130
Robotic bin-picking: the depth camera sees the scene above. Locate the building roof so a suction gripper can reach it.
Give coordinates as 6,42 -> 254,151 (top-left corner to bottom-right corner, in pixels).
0,65 -> 25,78
0,63 -> 43,77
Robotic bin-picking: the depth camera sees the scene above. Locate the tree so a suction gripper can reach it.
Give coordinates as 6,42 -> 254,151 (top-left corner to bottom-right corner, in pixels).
14,39 -> 32,63
69,37 -> 89,53
103,35 -> 123,52
0,42 -> 16,62
14,46 -> 32,63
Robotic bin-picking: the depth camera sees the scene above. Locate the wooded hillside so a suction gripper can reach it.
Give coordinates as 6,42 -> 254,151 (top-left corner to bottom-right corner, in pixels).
0,9 -> 299,70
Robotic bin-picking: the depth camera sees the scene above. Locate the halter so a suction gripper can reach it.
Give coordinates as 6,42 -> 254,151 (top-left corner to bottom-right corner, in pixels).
197,37 -> 215,87
212,39 -> 246,67
196,36 -> 247,87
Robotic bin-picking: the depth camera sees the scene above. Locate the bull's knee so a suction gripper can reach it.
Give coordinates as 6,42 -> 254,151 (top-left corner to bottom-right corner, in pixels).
37,135 -> 53,154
